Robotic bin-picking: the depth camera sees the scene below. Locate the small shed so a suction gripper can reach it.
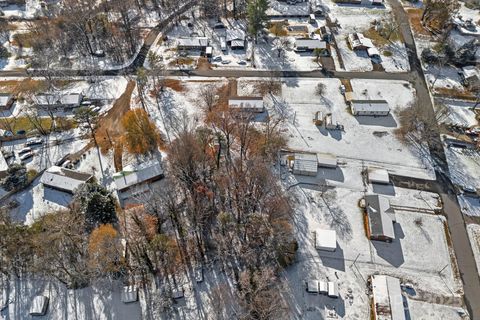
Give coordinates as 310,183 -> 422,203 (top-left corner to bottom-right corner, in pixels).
367,167 -> 390,184
307,280 -> 319,293
29,296 -> 49,316
293,153 -> 318,176
319,281 -> 328,294
317,153 -> 337,168
309,14 -> 316,23
348,33 -> 374,50
172,288 -> 184,299
327,282 -> 338,298
0,93 -> 14,110
205,46 -> 213,57
226,29 -> 246,49
315,229 -> 337,251
228,97 -> 265,113
121,286 -> 138,303
350,100 -> 390,116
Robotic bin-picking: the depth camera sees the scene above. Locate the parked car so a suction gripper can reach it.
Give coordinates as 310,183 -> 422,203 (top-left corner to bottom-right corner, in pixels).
221,59 -> 231,64
237,60 -> 247,65
340,84 -> 346,95
26,138 -> 43,147
212,55 -> 222,62
3,131 -> 13,137
20,151 -> 34,162
466,127 -> 480,135
16,130 -> 26,135
91,106 -> 101,113
18,147 -> 32,155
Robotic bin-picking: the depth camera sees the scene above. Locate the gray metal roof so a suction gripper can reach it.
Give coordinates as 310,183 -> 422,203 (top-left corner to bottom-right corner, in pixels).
114,160 -> 164,192
226,29 -> 246,42
228,97 -> 264,112
40,166 -> 93,193
177,37 -> 209,48
294,153 -> 318,174
295,39 -> 327,50
34,93 -> 82,107
365,194 -> 395,239
351,100 -> 390,113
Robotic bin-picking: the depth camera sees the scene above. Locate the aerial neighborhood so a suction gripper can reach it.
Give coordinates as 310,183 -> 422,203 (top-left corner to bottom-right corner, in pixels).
0,0 -> 479,319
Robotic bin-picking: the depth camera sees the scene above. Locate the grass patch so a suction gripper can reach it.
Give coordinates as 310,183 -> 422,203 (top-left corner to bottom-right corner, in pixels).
383,50 -> 393,57
0,116 -> 76,134
163,79 -> 185,92
406,8 -> 432,37
363,28 -> 402,47
11,32 -> 36,48
435,87 -> 476,100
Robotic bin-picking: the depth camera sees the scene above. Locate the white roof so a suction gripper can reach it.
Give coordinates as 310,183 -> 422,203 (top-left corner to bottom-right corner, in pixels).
114,160 -> 163,191
34,93 -> 82,106
231,40 -> 245,48
462,66 -> 479,79
40,166 -> 93,193
295,39 -> 327,50
29,296 -> 48,316
177,37 -> 209,48
294,153 -> 318,174
315,229 -> 337,250
351,100 -> 390,113
348,33 -> 374,49
0,93 -> 12,107
368,167 -> 390,184
307,280 -> 319,293
0,152 -> 8,173
317,153 -> 337,167
371,275 -> 406,320
367,47 -> 380,56
226,29 -> 246,42
205,47 -> 212,54
228,97 -> 264,111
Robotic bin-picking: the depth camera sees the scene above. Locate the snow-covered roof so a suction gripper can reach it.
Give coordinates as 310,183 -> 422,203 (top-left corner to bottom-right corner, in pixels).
371,275 -> 406,320
368,167 -> 390,184
34,93 -> 83,107
228,97 -> 264,112
121,286 -> 138,303
40,166 -> 94,193
462,66 -> 479,79
0,93 -> 13,108
315,229 -> 337,251
114,160 -> 164,192
177,37 -> 209,48
351,100 -> 390,113
230,40 -> 245,48
0,152 -> 8,173
29,296 -> 49,316
317,153 -> 337,168
307,280 -> 319,293
295,39 -> 327,50
365,194 -> 395,240
367,47 -> 380,57
226,29 -> 245,42
348,33 -> 374,49
294,153 -> 318,174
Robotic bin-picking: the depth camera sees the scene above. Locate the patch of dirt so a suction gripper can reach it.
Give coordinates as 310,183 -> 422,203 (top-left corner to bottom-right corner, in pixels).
406,8 -> 432,37
340,79 -> 353,92
163,79 -> 185,92
95,80 -> 136,154
197,57 -> 212,71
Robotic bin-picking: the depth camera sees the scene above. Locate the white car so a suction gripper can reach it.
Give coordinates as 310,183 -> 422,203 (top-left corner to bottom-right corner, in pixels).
91,106 -> 101,113
221,59 -> 231,64
20,151 -> 34,162
25,138 -> 43,147
237,60 -> 247,65
212,55 -> 222,62
18,147 -> 32,155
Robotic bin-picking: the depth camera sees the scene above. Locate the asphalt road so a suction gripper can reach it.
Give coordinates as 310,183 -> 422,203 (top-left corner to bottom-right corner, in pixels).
388,1 -> 480,318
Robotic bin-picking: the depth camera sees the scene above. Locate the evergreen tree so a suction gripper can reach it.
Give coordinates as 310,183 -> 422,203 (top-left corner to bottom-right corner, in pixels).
247,0 -> 269,43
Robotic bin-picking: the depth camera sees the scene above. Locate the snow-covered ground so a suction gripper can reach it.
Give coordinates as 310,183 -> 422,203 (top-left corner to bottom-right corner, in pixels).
458,196 -> 480,217
407,299 -> 467,320
0,0 -> 42,19
0,279 -> 141,320
444,145 -> 480,191
243,77 -> 435,179
438,98 -> 479,128
467,224 -> 480,277
280,174 -> 461,319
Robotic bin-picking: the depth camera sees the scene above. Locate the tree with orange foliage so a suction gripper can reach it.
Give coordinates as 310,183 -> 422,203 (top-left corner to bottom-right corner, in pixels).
88,224 -> 124,279
122,108 -> 163,155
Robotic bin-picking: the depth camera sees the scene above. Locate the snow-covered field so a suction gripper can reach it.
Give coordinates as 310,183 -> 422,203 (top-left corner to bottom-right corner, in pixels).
438,98 -> 479,128
467,224 -> 480,277
280,174 -> 461,319
444,146 -> 480,191
0,279 -> 141,320
240,77 -> 434,179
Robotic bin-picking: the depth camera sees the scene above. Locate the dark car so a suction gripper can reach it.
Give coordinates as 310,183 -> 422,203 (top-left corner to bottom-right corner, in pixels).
16,130 -> 26,135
